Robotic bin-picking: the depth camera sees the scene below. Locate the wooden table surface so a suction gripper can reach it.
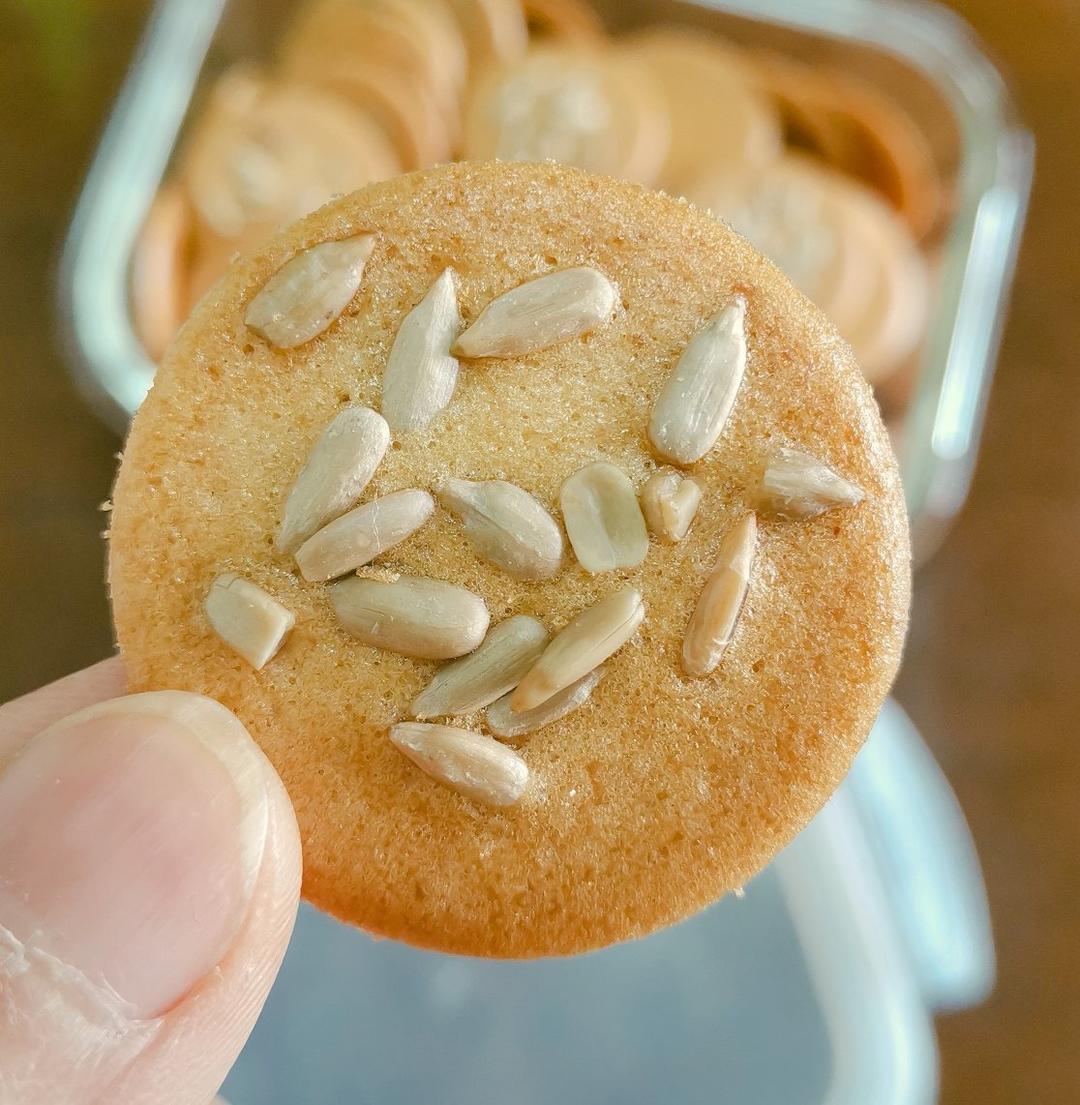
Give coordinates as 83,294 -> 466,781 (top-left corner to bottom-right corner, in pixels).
0,1 -> 1076,1101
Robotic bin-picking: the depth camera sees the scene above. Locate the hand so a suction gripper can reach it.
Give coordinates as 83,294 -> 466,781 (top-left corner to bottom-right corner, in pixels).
0,659 -> 302,1105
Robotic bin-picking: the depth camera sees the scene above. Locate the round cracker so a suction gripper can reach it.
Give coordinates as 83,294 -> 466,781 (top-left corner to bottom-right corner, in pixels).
463,46 -> 669,185
109,161 -> 910,957
179,68 -> 401,239
618,28 -> 782,193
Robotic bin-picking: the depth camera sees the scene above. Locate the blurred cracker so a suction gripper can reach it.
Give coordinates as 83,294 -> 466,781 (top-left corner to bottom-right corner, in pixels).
462,44 -> 669,186
369,0 -> 469,139
751,51 -> 942,239
811,72 -> 942,242
522,0 -> 606,45
178,68 -> 401,240
873,243 -> 940,415
389,0 -> 469,97
686,154 -> 928,387
875,351 -> 923,421
131,183 -> 193,362
686,155 -> 875,340
749,51 -> 843,154
280,0 -> 448,116
841,186 -> 930,385
884,416 -> 906,464
281,48 -> 452,168
443,0 -> 528,75
186,221 -> 275,313
617,27 -> 782,194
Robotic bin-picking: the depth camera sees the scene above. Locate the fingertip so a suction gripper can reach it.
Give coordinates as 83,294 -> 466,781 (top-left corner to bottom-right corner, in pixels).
0,687 -> 302,1105
105,705 -> 302,1105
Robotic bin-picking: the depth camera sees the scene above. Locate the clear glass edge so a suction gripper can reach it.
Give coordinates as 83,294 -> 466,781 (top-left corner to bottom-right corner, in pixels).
776,785 -> 939,1105
57,0 -> 227,434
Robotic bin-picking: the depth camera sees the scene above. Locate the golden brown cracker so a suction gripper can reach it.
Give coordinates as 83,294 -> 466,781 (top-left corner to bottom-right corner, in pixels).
111,162 -> 909,957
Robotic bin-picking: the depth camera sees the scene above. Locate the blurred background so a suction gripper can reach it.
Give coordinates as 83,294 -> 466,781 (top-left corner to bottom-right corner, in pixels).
0,0 -> 1076,1102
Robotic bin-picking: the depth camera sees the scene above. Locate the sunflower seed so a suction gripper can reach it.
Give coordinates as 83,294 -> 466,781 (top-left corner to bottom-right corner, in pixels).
641,468 -> 704,542
245,234 -> 376,348
486,665 -> 606,739
757,446 -> 865,519
275,406 -> 390,554
381,268 -> 462,432
295,489 -> 434,582
452,266 -> 616,358
512,586 -> 644,711
330,575 -> 489,659
682,513 -> 756,677
412,615 -> 549,718
648,296 -> 747,465
560,461 -> 648,573
389,722 -> 528,807
204,573 -> 294,669
437,478 -> 563,579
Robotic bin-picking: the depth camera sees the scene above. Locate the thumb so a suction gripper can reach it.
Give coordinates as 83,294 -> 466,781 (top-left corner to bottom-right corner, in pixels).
0,662 -> 302,1105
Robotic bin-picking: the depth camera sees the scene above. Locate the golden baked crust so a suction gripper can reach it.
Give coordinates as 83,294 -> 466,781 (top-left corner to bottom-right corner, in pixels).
109,161 -> 910,956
